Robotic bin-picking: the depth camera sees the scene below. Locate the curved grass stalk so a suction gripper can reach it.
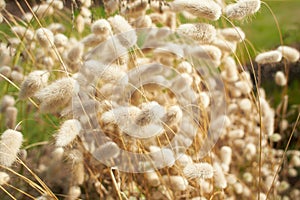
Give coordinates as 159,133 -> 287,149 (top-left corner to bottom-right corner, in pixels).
266,112 -> 300,198
5,183 -> 35,199
0,185 -> 17,200
23,0 -> 69,76
221,15 -> 264,199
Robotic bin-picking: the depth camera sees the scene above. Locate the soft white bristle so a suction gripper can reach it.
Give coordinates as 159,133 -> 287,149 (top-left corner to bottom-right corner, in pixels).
213,162 -> 227,189
150,146 -> 175,168
225,0 -> 261,20
67,185 -> 81,200
145,171 -> 160,187
0,66 -> 11,80
183,162 -> 214,179
221,56 -> 239,82
0,129 -> 23,167
171,0 -> 222,21
48,23 -> 65,34
91,19 -> 112,36
275,71 -> 287,86
67,43 -> 84,64
10,71 -> 24,84
33,4 -> 54,17
255,50 -> 282,64
54,33 -> 68,47
76,15 -> 85,33
177,23 -> 216,44
0,172 -> 9,185
277,46 -> 300,62
35,77 -> 79,113
0,95 -> 15,112
162,175 -> 188,191
220,146 -> 232,166
47,0 -> 64,10
218,27 -> 245,42
238,98 -> 252,112
11,26 -> 34,41
55,119 -> 82,147
161,105 -> 183,126
5,106 -> 17,129
93,141 -> 120,160
108,15 -> 137,48
19,70 -> 50,99
36,28 -> 54,48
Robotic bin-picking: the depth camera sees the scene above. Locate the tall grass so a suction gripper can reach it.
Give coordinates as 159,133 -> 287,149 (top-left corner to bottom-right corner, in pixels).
0,0 -> 299,199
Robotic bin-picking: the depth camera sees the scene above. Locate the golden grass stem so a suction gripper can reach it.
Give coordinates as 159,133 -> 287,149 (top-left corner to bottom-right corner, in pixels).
0,185 -> 17,200
266,112 -> 300,198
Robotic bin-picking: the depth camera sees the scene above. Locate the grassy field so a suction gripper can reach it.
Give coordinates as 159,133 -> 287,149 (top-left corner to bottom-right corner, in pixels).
0,1 -> 299,144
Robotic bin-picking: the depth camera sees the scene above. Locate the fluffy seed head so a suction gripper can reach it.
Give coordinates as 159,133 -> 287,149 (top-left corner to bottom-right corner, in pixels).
120,0 -> 148,17
55,119 -> 81,147
67,186 -> 81,200
176,154 -> 193,167
243,172 -> 253,183
11,26 -> 34,41
171,0 -> 222,21
132,15 -> 152,28
213,162 -> 227,189
19,70 -> 50,99
225,0 -> 261,20
48,23 -> 65,34
221,56 -> 238,82
0,66 -> 11,80
33,4 -> 54,17
136,101 -> 165,126
161,105 -> 182,126
0,95 -> 15,112
47,0 -> 64,10
162,175 -> 188,191
277,46 -> 300,62
73,162 -> 84,185
183,162 -> 214,179
0,0 -> 5,10
234,182 -> 243,194
108,15 -> 137,48
0,172 -> 9,185
238,98 -> 252,112
10,71 -> 24,84
54,33 -> 68,47
22,12 -> 33,23
212,37 -> 237,54
0,129 -> 23,167
91,19 -> 112,35
178,61 -> 193,73
5,106 -> 17,129
93,141 -> 120,161
35,77 -> 79,113
190,45 -> 222,64
150,146 -> 175,168
76,15 -> 85,33
218,27 -> 245,42
67,43 -> 84,64
52,147 -> 64,160
275,71 -> 287,86
228,129 -> 244,139
36,28 -> 54,48
177,23 -> 216,43
255,50 -> 282,64
220,146 -> 232,166
145,171 -> 160,187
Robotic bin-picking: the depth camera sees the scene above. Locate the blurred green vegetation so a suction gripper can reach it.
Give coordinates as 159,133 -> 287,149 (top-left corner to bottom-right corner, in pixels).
241,0 -> 300,51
